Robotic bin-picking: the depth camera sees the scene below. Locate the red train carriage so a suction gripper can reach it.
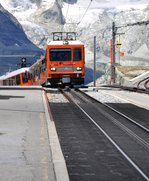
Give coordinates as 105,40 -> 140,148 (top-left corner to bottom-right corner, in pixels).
0,32 -> 85,87
0,68 -> 31,86
30,32 -> 85,86
29,57 -> 47,85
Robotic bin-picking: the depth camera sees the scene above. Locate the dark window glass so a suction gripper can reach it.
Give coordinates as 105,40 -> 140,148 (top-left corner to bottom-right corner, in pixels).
3,80 -> 6,85
22,73 -> 28,83
16,75 -> 21,85
50,48 -> 71,61
42,58 -> 46,71
74,48 -> 82,61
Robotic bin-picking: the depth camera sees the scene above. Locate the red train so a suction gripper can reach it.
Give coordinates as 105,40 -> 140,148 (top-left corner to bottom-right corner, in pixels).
0,32 -> 85,87
0,68 -> 31,86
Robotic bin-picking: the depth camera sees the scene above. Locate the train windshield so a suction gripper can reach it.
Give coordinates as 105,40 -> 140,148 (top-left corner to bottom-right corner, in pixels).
74,48 -> 82,61
50,48 -> 71,61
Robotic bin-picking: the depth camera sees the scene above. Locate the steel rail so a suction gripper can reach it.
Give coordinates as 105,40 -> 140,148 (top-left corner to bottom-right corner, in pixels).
78,89 -> 149,134
104,102 -> 149,133
61,88 -> 149,181
70,89 -> 149,149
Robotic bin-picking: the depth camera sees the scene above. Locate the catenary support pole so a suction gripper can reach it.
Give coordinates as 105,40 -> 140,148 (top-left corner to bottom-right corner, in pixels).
93,36 -> 96,87
111,22 -> 116,84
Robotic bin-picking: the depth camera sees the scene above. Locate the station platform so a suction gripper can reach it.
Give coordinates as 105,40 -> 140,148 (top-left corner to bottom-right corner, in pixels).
0,87 -> 69,181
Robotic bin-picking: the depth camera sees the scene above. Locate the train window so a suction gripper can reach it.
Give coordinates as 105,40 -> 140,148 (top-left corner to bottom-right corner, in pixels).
42,64 -> 46,71
38,68 -> 40,79
22,73 -> 28,83
29,73 -> 32,80
36,69 -> 38,75
16,75 -> 21,85
50,48 -> 71,61
42,58 -> 46,71
34,68 -> 37,76
74,48 -> 82,61
3,80 -> 6,85
33,70 -> 35,77
42,59 -> 45,64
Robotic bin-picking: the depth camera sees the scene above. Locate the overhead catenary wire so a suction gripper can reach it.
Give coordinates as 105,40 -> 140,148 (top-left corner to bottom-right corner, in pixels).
50,0 -> 94,33
117,20 -> 149,29
77,0 -> 93,27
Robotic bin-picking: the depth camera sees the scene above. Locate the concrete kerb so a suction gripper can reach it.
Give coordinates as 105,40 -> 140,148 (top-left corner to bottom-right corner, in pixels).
42,90 -> 70,181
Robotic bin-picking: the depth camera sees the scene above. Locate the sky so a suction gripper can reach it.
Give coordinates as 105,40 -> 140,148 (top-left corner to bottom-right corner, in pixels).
77,0 -> 149,9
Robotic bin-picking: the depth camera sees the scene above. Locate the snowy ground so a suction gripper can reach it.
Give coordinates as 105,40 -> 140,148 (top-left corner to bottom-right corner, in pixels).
81,87 -> 149,110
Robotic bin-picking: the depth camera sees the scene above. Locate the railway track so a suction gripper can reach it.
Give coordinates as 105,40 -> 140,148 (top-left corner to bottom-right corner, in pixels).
76,89 -> 149,141
46,88 -> 149,181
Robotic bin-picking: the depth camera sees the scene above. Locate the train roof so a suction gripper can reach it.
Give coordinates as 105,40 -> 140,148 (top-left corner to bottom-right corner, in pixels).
47,40 -> 84,46
30,56 -> 45,69
0,67 -> 30,80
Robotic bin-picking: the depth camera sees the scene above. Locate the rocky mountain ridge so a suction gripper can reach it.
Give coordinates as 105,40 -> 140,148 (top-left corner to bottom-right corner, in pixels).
0,3 -> 43,75
0,0 -> 149,82
1,1 -> 148,62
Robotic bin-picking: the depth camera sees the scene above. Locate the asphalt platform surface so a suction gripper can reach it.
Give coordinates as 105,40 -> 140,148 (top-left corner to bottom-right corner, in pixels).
0,87 -> 56,181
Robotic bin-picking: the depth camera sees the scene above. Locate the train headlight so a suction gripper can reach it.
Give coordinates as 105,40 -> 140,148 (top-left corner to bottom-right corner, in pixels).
51,67 -> 56,71
76,67 -> 82,71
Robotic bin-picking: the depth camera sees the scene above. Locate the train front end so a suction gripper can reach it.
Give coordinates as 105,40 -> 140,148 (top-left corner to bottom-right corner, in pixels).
46,32 -> 85,86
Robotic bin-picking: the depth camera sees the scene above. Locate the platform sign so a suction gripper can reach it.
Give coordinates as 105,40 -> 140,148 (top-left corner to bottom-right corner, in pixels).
120,52 -> 124,57
117,41 -> 122,48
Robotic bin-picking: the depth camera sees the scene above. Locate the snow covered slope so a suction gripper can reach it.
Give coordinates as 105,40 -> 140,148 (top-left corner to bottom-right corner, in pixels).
0,0 -> 149,77
1,0 -> 148,63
